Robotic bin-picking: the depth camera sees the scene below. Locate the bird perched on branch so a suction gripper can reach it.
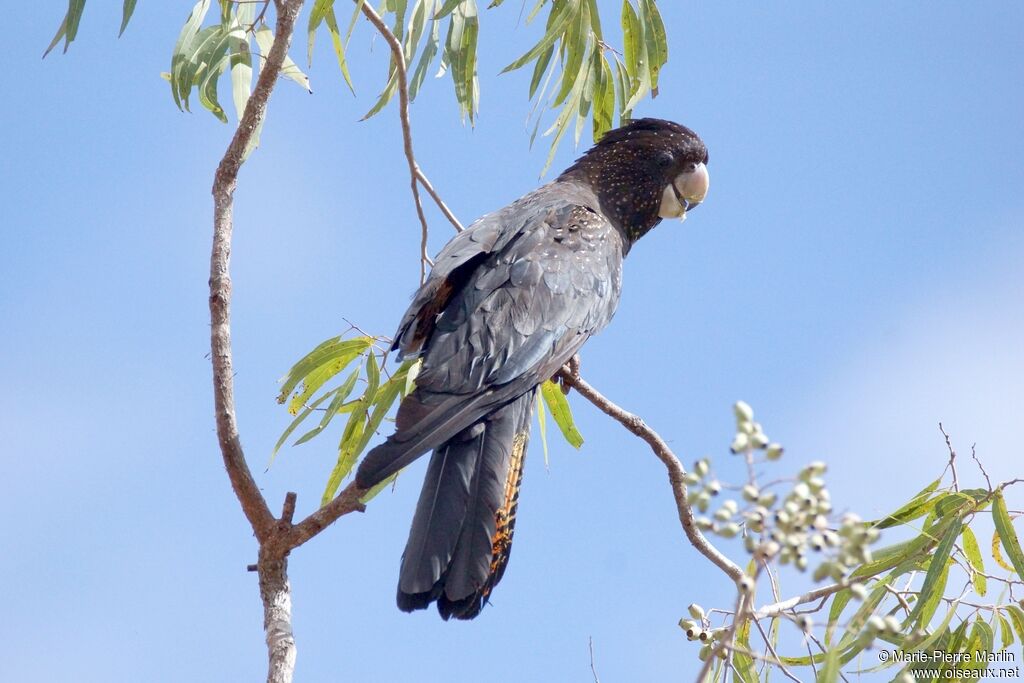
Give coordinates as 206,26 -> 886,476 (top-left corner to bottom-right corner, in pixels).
356,118 -> 710,619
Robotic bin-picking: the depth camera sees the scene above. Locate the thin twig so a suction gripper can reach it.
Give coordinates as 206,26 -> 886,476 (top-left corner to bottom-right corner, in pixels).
939,422 -> 959,492
804,634 -> 819,680
588,636 -> 601,683
356,3 -> 431,283
970,443 -> 993,490
416,168 -> 464,232
883,583 -> 913,615
751,617 -> 801,683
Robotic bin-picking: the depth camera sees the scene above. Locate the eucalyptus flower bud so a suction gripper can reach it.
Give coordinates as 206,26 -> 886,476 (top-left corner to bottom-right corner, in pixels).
717,523 -> 740,538
742,484 -> 760,502
679,618 -> 698,632
688,603 -> 706,620
695,459 -> 710,477
733,401 -> 754,422
765,443 -> 784,460
731,433 -> 750,453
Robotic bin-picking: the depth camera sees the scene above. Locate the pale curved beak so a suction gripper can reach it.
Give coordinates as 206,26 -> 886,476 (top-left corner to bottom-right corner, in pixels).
676,162 -> 709,211
658,162 -> 710,219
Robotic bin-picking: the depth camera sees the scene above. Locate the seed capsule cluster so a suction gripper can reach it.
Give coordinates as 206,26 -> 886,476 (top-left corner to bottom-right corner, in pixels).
679,401 -> 883,655
730,400 -> 783,459
692,403 -> 880,581
678,603 -> 729,661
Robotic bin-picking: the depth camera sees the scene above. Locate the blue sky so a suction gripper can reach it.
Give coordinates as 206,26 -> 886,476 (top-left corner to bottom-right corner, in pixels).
2,2 -> 1022,681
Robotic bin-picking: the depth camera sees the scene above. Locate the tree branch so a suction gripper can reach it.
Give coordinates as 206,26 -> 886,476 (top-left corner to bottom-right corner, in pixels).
284,480 -> 367,549
557,368 -> 744,582
212,0 -> 309,543
357,2 -> 461,287
209,1 -> 305,681
753,581 -> 847,620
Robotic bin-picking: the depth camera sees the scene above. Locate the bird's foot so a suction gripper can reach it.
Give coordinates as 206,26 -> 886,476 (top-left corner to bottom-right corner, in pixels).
557,354 -> 582,395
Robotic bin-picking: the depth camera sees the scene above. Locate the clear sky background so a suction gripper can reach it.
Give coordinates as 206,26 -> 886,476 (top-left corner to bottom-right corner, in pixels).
2,2 -> 1022,681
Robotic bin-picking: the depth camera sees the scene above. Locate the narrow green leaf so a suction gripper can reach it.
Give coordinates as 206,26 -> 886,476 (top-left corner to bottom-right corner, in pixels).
852,513 -> 958,580
816,646 -> 839,683
444,0 -> 479,122
403,0 -> 429,64
837,578 -> 891,649
621,0 -> 651,113
540,379 -> 583,448
269,390 -> 335,465
536,389 -> 549,468
44,13 -> 69,59
321,8 -> 355,94
912,556 -> 950,629
323,411 -> 367,503
937,620 -> 971,679
361,69 -> 398,119
500,0 -> 576,74
973,619 -> 995,657
574,44 -> 597,146
434,0 -> 463,19
872,478 -> 942,529
592,52 -> 614,141
552,2 -> 588,106
960,525 -> 987,596
825,588 -> 853,645
908,515 -> 961,624
638,0 -> 667,90
390,0 -> 410,45
347,362 -> 404,459
254,25 -> 312,92
229,34 -> 261,158
1007,605 -> 1024,645
307,0 -> 335,66
993,490 -> 1024,578
525,0 -> 548,23
119,0 -> 138,37
57,0 -> 86,56
359,470 -> 398,503
528,44 -> 555,100
541,53 -> 592,174
291,368 -> 361,447
409,12 -> 439,99
731,618 -> 757,683
277,337 -> 373,404
404,358 -> 421,396
168,0 -> 212,107
996,611 -> 1014,650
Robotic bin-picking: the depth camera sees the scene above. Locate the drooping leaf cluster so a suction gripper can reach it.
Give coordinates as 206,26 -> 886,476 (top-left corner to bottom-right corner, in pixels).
273,330 -> 584,504
46,0 -> 669,168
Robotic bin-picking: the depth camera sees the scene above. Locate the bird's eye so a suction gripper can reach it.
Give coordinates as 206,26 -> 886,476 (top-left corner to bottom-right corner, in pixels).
656,151 -> 674,168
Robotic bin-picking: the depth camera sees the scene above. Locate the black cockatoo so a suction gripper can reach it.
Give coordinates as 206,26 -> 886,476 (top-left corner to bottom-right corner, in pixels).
356,118 -> 710,619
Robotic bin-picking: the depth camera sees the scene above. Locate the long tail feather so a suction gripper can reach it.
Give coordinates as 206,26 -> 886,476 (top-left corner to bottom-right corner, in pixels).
397,389 -> 536,619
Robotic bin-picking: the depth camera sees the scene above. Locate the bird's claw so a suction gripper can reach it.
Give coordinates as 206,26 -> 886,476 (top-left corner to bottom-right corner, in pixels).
556,354 -> 582,395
